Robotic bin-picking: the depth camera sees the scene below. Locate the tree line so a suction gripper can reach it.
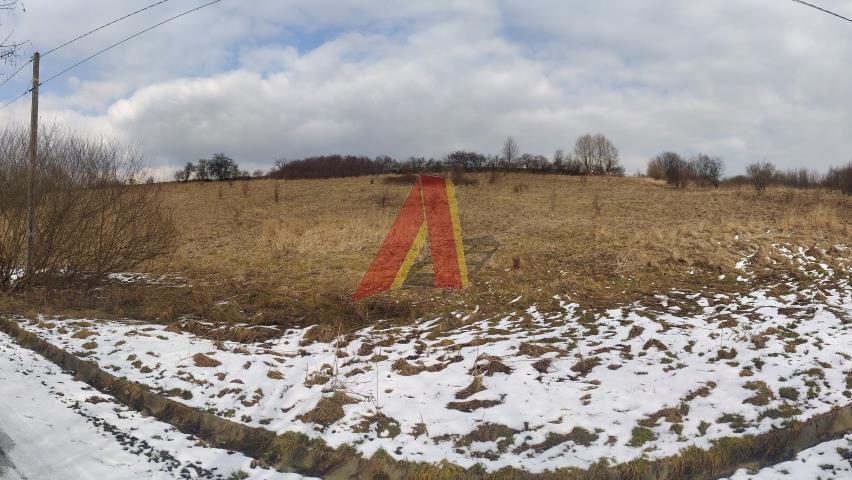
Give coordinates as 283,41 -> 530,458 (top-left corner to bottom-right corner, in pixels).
268,133 -> 625,180
177,135 -> 852,196
174,153 -> 265,182
646,151 -> 851,194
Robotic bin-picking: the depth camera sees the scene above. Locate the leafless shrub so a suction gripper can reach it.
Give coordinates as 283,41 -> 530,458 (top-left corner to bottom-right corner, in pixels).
0,125 -> 177,290
378,187 -> 390,208
650,152 -> 687,188
646,159 -> 666,181
747,161 -> 776,193
825,162 -> 852,196
648,152 -> 724,188
592,195 -> 602,217
688,154 -> 723,188
450,166 -> 478,186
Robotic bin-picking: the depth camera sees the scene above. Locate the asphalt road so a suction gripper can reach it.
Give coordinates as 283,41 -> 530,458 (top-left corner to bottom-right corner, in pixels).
0,428 -> 24,480
0,330 -> 310,480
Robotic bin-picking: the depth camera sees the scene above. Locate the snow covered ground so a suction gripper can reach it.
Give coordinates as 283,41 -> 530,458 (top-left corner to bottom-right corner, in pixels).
723,433 -> 852,479
0,331 -> 313,480
7,243 -> 850,474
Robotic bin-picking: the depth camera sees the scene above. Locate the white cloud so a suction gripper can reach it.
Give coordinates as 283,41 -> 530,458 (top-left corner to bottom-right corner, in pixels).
1,0 -> 852,178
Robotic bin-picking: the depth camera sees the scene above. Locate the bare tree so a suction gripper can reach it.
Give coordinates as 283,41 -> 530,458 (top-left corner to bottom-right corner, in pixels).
552,149 -> 565,170
574,134 -> 595,174
174,161 -> 195,182
195,158 -> 210,181
651,152 -> 688,188
0,125 -> 177,290
0,1 -> 24,66
689,154 -> 724,188
594,134 -> 622,175
574,133 -> 622,175
519,153 -> 549,170
501,137 -> 519,168
205,153 -> 240,181
747,161 -> 776,192
825,162 -> 852,195
646,158 -> 666,180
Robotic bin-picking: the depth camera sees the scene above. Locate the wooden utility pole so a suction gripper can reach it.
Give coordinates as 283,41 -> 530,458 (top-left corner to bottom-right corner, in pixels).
25,52 -> 39,279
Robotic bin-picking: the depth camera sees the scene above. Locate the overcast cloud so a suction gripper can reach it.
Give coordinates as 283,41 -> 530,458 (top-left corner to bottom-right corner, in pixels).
1,0 -> 851,178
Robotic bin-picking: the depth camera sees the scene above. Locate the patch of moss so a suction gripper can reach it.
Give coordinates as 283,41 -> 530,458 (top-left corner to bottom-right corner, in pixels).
778,386 -> 799,401
628,426 -> 655,447
717,413 -> 749,433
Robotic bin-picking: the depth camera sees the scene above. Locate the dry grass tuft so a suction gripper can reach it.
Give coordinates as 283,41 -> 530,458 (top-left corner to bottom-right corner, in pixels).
469,355 -> 513,376
192,353 -> 222,368
296,391 -> 358,429
571,356 -> 602,377
455,376 -> 486,400
455,423 -> 518,449
446,398 -> 502,412
391,357 -> 445,376
353,411 -> 402,438
71,329 -> 98,339
518,342 -> 567,357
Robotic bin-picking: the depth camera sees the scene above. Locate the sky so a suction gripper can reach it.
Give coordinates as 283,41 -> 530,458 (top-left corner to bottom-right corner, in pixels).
0,0 -> 851,179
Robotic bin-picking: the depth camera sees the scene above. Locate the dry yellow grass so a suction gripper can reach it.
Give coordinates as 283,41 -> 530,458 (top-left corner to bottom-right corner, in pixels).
142,173 -> 851,328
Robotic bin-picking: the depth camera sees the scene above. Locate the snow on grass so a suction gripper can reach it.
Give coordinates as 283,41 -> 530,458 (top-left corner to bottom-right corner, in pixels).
722,433 -> 852,479
10,243 -> 852,473
0,331 -> 312,480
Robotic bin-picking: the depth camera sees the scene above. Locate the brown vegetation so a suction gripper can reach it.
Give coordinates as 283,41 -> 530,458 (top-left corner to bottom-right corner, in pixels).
0,126 -> 177,291
5,172 -> 848,335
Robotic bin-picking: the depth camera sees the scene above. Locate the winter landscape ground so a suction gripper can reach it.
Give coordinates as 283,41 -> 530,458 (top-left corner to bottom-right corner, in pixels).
0,174 -> 849,479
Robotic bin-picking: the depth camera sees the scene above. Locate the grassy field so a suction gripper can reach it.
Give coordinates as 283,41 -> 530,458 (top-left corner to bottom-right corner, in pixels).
105,172 -> 852,336
5,172 -> 852,479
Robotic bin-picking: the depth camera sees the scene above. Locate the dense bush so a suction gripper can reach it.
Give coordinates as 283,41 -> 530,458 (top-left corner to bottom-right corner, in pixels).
825,162 -> 852,195
0,126 -> 177,290
746,162 -> 776,192
269,155 -> 394,179
647,152 -> 723,188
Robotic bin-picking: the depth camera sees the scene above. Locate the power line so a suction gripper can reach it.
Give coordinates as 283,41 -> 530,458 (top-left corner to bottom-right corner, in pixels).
3,0 -> 170,93
39,0 -> 223,88
42,0 -> 171,57
0,87 -> 30,111
792,0 -> 852,23
0,57 -> 31,90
